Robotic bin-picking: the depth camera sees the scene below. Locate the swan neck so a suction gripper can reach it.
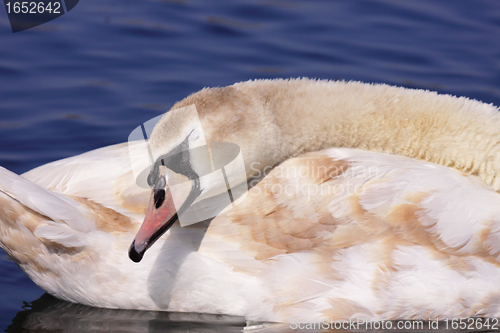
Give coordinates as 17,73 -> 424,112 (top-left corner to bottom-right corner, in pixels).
238,79 -> 500,190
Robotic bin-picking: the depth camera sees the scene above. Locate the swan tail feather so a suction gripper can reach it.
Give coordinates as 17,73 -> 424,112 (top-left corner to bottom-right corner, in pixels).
0,166 -> 94,254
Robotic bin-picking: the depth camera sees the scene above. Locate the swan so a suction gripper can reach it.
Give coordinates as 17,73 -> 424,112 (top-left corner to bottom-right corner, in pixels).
1,78 -> 500,323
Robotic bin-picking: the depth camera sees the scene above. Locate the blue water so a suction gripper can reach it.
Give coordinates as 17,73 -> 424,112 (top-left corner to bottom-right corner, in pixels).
0,0 -> 499,331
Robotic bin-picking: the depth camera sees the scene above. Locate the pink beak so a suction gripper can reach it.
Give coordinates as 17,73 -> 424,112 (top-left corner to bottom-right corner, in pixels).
128,187 -> 178,263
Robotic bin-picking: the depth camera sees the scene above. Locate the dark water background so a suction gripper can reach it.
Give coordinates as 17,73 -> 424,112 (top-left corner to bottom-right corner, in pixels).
0,0 -> 499,331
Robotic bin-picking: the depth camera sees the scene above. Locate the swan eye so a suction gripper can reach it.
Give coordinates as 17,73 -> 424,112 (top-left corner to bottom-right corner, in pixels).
154,189 -> 165,209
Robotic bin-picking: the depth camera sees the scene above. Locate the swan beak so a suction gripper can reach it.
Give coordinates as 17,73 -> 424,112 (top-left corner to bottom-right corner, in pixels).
128,187 -> 178,263
129,166 -> 195,263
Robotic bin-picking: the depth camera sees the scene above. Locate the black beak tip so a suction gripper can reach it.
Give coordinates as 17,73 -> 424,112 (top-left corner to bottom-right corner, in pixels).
128,241 -> 144,263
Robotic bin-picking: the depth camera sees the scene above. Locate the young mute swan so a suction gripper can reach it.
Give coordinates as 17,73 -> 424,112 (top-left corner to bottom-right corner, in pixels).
1,78 -> 500,323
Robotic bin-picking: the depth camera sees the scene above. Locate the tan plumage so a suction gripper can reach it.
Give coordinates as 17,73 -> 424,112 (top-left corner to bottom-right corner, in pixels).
1,78 -> 500,322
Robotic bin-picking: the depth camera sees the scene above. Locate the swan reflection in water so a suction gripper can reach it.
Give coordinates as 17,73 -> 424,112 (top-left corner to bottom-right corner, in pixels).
7,293 -> 249,333
6,293 -> 463,333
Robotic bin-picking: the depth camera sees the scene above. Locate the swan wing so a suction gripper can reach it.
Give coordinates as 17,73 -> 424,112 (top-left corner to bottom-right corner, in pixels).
201,148 -> 500,321
22,142 -> 150,223
0,166 -> 95,248
0,164 -> 147,308
0,142 -> 147,286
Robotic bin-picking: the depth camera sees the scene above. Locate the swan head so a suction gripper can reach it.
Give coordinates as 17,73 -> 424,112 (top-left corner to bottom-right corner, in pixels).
129,86 -> 270,262
128,125 -> 204,263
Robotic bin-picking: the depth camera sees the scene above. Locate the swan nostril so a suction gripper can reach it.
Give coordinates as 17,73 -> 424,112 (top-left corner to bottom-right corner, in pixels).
154,189 -> 165,209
